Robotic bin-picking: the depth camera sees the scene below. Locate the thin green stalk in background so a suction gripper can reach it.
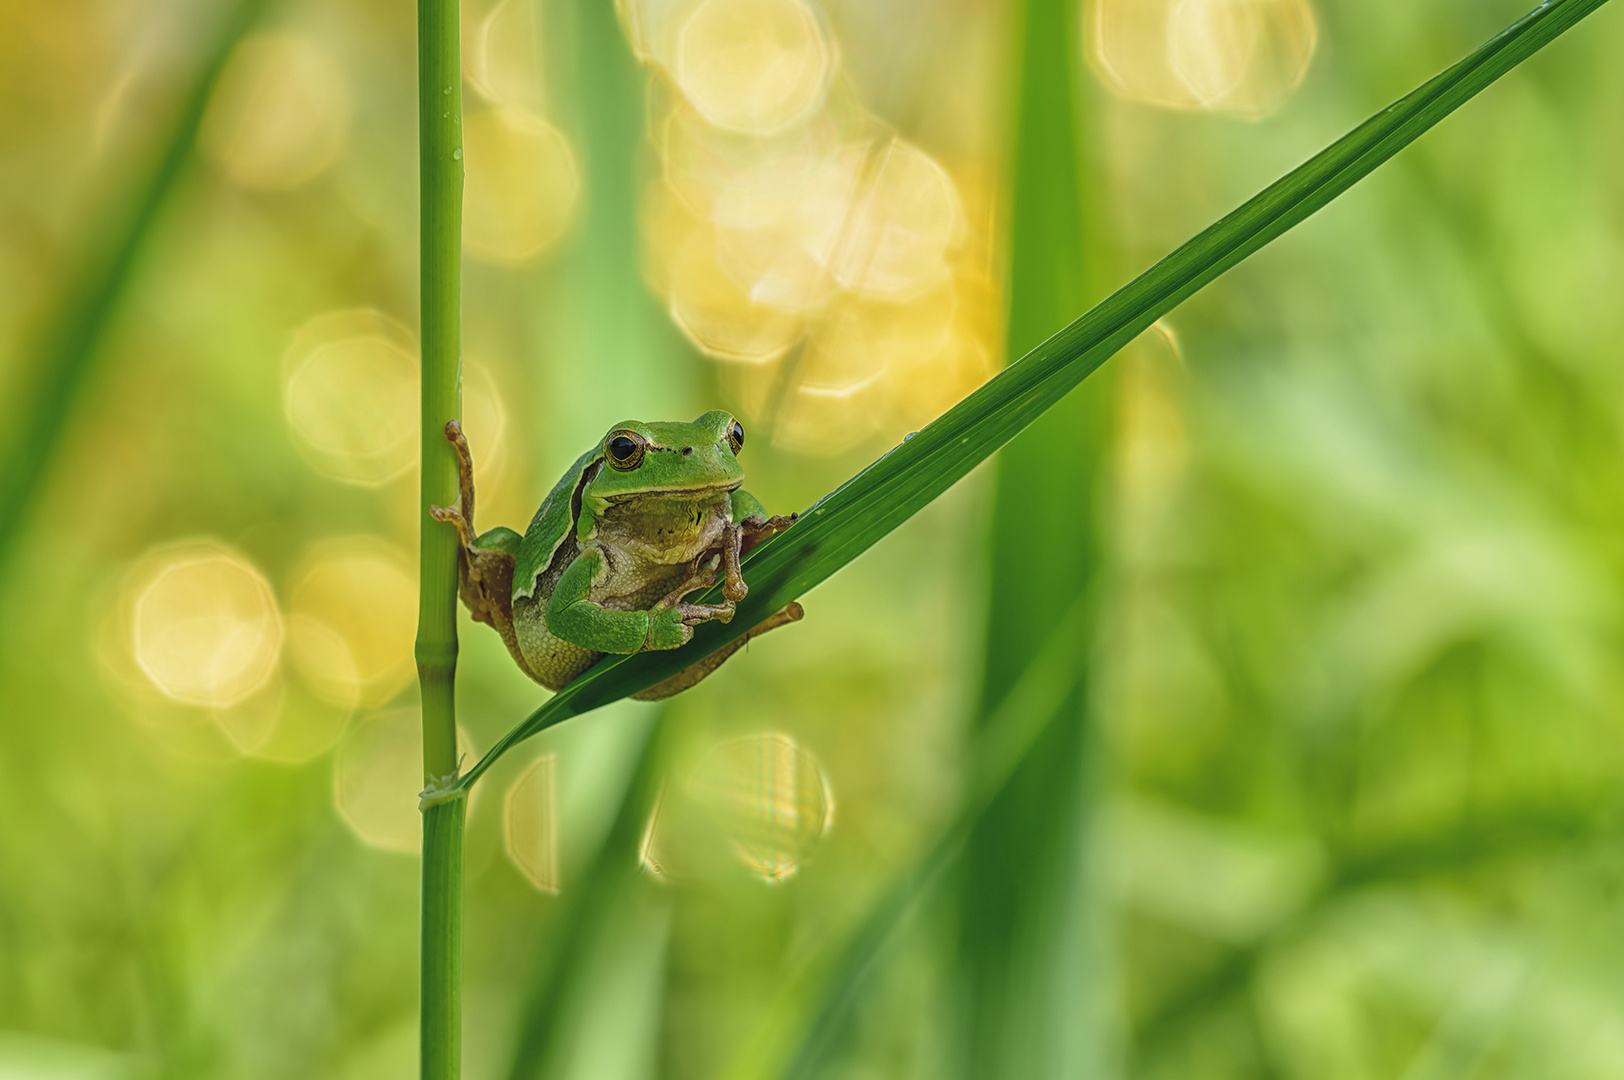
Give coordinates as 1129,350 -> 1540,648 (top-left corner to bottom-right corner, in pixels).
0,0 -> 271,577
415,0 -> 465,1072
542,0 -> 693,436
502,716 -> 668,1080
959,0 -> 1101,1072
429,0 -> 1613,799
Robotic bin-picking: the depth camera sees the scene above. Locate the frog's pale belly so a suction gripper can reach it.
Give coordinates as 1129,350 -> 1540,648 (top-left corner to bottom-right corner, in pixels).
512,496 -> 734,690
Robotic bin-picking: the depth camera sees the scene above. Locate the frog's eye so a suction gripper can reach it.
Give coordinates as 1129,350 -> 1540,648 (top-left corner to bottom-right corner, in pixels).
606,431 -> 646,470
726,420 -> 745,455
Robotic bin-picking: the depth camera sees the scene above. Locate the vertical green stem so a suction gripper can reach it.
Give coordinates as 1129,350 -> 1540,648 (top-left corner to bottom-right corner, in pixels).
416,0 -> 464,1073
421,797 -> 466,1080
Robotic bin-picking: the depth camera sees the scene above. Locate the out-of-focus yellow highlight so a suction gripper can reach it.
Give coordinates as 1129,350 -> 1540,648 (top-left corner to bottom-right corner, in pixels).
104,545 -> 348,760
129,541 -> 283,710
833,140 -> 961,298
202,32 -> 352,190
1116,323 -> 1188,539
334,709 -> 475,854
708,261 -> 995,455
798,282 -> 957,397
630,1 -> 1001,455
701,732 -> 833,882
287,537 -> 417,710
1088,0 -> 1318,117
468,0 -> 547,110
283,310 -> 419,487
646,732 -> 833,883
463,108 -> 582,266
661,201 -> 809,361
504,755 -> 560,893
646,126 -> 986,446
675,0 -> 834,136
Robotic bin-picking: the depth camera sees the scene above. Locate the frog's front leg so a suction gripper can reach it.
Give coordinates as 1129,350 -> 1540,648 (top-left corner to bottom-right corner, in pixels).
547,549 -> 733,654
656,557 -> 736,624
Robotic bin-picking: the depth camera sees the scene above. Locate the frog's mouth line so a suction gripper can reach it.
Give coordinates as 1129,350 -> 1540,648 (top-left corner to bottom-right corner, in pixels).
602,479 -> 742,503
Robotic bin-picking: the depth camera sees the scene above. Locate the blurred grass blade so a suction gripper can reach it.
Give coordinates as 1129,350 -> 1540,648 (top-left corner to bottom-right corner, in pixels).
503,716 -> 667,1080
501,3 -> 691,1074
0,0 -> 272,575
536,0 -> 695,451
439,0 -> 1613,798
959,0 -> 1101,1071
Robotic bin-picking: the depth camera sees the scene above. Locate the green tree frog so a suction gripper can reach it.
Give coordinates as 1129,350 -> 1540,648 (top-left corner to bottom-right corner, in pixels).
431,411 -> 800,700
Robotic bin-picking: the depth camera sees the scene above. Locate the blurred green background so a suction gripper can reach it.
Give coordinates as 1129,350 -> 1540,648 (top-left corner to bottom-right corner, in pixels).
2,0 -> 1622,1077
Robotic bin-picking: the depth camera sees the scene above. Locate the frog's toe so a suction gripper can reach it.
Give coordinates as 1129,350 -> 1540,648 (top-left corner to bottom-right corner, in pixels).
738,512 -> 797,555
676,601 -> 735,625
430,503 -> 474,548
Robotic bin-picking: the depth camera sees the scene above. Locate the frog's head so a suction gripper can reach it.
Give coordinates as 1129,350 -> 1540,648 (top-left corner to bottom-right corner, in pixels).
583,410 -> 747,501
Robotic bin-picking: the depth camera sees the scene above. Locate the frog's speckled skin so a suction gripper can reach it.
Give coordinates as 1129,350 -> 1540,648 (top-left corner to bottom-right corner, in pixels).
431,413 -> 800,701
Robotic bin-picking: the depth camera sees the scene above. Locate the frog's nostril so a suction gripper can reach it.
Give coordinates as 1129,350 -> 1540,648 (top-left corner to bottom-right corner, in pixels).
681,446 -> 694,456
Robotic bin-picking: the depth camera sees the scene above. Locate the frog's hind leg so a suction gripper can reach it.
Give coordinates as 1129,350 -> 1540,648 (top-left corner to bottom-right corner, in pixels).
429,422 -> 537,680
631,602 -> 804,701
430,421 -> 507,621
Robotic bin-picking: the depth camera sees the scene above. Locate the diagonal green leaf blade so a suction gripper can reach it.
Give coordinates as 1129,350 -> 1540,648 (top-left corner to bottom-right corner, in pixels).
444,0 -> 1613,797
0,0 -> 273,576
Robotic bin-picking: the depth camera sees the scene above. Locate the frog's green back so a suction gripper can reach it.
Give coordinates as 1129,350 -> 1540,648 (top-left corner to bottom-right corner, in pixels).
513,447 -> 599,600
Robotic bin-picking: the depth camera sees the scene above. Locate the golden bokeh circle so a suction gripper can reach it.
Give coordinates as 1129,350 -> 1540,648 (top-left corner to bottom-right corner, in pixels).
202,31 -> 352,190
709,146 -> 864,312
831,139 -> 962,299
504,755 -> 561,893
1088,0 -> 1318,117
799,281 -> 958,397
675,0 -> 835,136
463,107 -> 582,266
691,731 -> 835,883
334,708 -> 476,854
468,0 -> 547,109
129,541 -> 284,710
287,537 -> 418,710
283,309 -> 419,487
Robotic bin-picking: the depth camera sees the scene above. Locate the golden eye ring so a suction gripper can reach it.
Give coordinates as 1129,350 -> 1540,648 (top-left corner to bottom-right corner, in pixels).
605,431 -> 646,470
726,419 -> 745,454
